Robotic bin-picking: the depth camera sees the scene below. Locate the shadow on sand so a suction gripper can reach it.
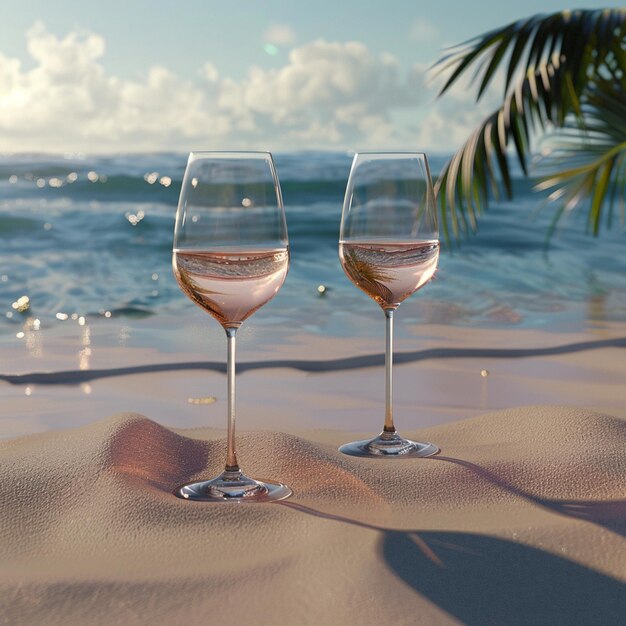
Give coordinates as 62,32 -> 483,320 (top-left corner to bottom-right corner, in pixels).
2,336 -> 625,386
280,446 -> 626,626
382,529 -> 626,626
281,495 -> 626,626
435,456 -> 626,538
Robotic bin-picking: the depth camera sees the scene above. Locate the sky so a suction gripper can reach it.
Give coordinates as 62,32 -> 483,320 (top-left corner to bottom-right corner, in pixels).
0,0 -> 619,154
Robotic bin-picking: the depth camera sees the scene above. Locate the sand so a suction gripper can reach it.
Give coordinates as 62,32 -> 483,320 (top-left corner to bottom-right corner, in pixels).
1,406 -> 625,625
1,320 -> 626,624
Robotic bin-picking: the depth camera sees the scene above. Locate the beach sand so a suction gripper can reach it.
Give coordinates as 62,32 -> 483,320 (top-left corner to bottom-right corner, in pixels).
1,407 -> 625,625
1,320 -> 625,624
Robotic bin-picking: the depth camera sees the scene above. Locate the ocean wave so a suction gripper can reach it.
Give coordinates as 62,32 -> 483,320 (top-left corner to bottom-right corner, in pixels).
0,152 -> 624,332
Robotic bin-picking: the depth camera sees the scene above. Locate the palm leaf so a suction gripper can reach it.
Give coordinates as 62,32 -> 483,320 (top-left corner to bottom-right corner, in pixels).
535,76 -> 626,234
431,8 -> 626,241
435,54 -> 571,237
434,9 -> 624,100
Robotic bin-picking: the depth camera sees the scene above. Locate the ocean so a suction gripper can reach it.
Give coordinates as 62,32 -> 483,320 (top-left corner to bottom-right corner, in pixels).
1,151 -> 625,346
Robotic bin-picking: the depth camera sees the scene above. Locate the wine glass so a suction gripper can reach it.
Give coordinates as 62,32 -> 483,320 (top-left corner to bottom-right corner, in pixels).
338,152 -> 440,457
172,151 -> 291,501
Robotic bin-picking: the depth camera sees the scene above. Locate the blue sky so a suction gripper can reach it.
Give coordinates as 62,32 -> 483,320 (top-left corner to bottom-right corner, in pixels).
0,1 -> 618,153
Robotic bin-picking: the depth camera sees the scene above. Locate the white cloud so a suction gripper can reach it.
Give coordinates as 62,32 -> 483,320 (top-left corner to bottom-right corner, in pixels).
0,23 -> 486,153
232,41 -> 424,123
202,62 -> 219,83
264,23 -> 297,47
27,21 -> 104,69
220,40 -> 433,149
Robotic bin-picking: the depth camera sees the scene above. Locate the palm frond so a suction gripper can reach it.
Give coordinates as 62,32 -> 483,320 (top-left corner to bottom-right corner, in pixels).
434,9 -> 625,99
535,77 -> 626,234
435,54 -> 572,238
431,8 -> 626,241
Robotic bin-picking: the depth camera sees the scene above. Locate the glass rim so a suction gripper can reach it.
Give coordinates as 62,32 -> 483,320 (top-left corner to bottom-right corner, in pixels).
352,151 -> 428,158
188,150 -> 274,160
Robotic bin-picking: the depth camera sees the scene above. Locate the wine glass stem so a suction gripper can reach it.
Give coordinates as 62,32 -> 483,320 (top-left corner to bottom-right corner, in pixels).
225,327 -> 240,472
384,308 -> 396,434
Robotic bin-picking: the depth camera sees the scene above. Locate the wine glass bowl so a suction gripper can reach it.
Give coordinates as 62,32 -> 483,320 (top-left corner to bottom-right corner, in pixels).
173,151 -> 291,501
338,152 -> 440,458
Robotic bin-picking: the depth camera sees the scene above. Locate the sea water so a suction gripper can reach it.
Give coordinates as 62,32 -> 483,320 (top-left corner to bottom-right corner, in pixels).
1,151 -> 625,344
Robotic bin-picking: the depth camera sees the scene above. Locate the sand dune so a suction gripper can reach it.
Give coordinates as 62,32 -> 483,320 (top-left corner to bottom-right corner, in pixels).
1,406 -> 625,625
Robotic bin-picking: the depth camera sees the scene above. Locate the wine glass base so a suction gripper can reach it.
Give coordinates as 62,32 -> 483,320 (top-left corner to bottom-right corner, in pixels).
174,469 -> 292,502
339,431 -> 439,458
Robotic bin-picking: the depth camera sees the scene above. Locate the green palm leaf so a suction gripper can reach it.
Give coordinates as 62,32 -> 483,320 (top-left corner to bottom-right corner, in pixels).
536,76 -> 626,235
431,8 -> 626,241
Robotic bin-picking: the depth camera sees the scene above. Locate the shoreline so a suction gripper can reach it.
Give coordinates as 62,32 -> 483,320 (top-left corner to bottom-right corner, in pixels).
1,318 -> 625,440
